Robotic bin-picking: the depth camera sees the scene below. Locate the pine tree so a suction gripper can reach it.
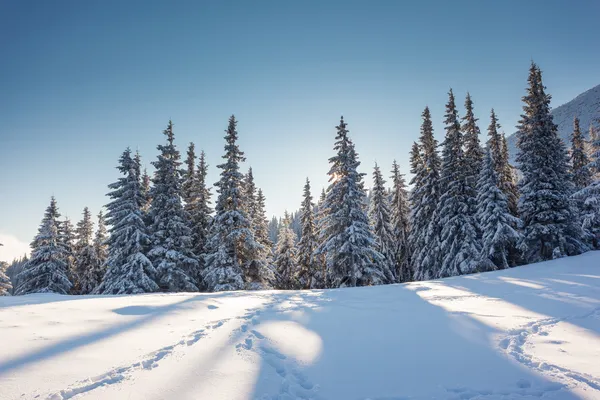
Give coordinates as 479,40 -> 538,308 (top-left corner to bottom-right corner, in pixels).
476,148 -> 522,270
81,211 -> 108,293
368,164 -> 396,283
94,148 -> 159,295
203,116 -> 271,291
274,212 -> 299,289
516,63 -> 586,261
570,117 -> 592,190
296,179 -> 318,289
409,107 -> 442,281
74,207 -> 96,294
461,93 -> 484,216
318,117 -> 385,288
0,261 -> 12,295
189,150 -> 213,258
148,121 -> 199,292
312,188 -> 328,288
573,120 -> 600,248
140,168 -> 152,215
183,142 -> 197,208
268,216 -> 280,244
390,160 -> 411,282
436,89 -> 482,277
16,198 -> 72,295
58,217 -> 76,289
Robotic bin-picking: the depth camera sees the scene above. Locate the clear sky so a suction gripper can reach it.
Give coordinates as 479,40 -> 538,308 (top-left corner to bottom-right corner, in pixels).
1,0 -> 599,261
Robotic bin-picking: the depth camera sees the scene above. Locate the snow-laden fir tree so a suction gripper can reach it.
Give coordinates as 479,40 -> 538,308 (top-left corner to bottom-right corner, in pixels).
16,197 -> 72,295
570,117 -> 592,190
140,168 -> 152,215
253,189 -> 273,251
436,89 -> 482,277
318,117 -> 385,288
268,216 -> 280,244
487,110 -> 519,216
0,261 -> 12,295
203,115 -> 272,291
461,93 -> 484,216
74,207 -> 97,294
58,217 -> 76,289
244,168 -> 258,224
274,212 -> 299,289
516,63 -> 586,261
183,142 -> 197,208
476,148 -> 522,270
94,148 -> 159,295
368,163 -> 396,283
148,121 -> 199,291
409,107 -> 442,281
296,179 -> 319,289
311,188 -> 328,289
80,210 -> 108,293
573,120 -> 600,248
189,150 -> 213,258
390,160 -> 411,282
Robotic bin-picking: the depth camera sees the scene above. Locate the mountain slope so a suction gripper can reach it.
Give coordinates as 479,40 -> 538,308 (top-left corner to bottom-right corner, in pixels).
507,84 -> 600,162
1,252 -> 599,400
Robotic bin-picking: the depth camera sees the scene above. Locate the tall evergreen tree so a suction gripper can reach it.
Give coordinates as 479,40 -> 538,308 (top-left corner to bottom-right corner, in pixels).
570,117 -> 592,190
274,212 -> 299,289
203,116 -> 271,291
390,160 -> 411,282
296,179 -> 318,289
461,93 -> 484,215
436,89 -> 482,277
148,121 -> 199,291
16,197 -> 72,295
268,216 -> 280,244
81,211 -> 108,293
74,207 -> 96,294
189,150 -> 213,259
58,217 -> 76,288
516,63 -> 586,261
140,168 -> 152,215
318,117 -> 385,288
0,261 -> 11,295
476,148 -> 522,270
312,188 -> 328,289
409,107 -> 442,281
368,164 -> 396,283
182,142 -> 197,208
95,149 -> 159,295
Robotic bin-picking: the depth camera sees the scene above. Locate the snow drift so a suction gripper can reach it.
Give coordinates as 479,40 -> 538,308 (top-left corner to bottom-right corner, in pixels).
1,252 -> 599,400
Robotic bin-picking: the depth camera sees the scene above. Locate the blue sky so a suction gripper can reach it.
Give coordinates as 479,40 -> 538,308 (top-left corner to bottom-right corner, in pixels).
1,0 -> 599,261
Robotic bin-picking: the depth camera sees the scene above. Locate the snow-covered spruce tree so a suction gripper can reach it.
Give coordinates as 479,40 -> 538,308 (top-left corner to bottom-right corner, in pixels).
436,89 -> 482,278
140,168 -> 152,215
268,216 -> 280,244
94,148 -> 159,295
573,121 -> 600,248
318,117 -> 386,288
74,207 -> 96,294
487,110 -> 519,216
148,121 -> 199,292
185,150 -> 212,258
476,148 -> 522,270
81,210 -> 108,293
311,188 -> 328,289
461,93 -> 484,216
0,261 -> 12,295
390,160 -> 411,282
244,168 -> 258,223
203,115 -> 271,291
409,107 -> 442,281
182,142 -> 197,209
274,212 -> 299,289
16,197 -> 72,295
516,63 -> 586,261
296,179 -> 319,289
58,217 -> 77,289
570,117 -> 592,190
368,164 -> 396,283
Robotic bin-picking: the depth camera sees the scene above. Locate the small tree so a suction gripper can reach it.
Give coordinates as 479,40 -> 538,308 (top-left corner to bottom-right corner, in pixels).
296,179 -> 318,289
274,212 -> 299,289
74,207 -> 96,294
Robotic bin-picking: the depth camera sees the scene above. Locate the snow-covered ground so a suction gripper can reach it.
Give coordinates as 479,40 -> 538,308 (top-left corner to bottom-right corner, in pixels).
1,252 -> 599,400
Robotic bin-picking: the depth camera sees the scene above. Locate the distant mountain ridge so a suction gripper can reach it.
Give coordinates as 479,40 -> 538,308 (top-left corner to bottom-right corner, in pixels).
507,83 -> 600,163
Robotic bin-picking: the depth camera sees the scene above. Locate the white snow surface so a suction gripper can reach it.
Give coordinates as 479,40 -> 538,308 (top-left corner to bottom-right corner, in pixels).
1,252 -> 600,400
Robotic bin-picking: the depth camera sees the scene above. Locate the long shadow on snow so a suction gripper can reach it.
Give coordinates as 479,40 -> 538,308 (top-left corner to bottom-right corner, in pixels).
231,286 -> 578,400
0,291 -> 247,377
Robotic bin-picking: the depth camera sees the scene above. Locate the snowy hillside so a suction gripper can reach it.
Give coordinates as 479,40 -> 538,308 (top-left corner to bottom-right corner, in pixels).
507,84 -> 600,162
1,252 -> 600,400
